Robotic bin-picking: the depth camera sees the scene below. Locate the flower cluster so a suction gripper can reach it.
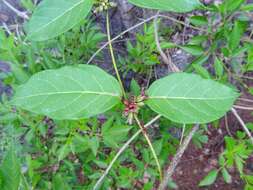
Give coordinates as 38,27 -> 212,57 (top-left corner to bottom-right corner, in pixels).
123,94 -> 146,125
94,0 -> 117,13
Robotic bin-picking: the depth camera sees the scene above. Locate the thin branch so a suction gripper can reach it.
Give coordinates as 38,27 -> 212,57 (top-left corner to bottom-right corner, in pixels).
2,0 -> 29,20
87,13 -> 209,65
93,115 -> 161,190
106,11 -> 126,98
233,105 -> 253,111
154,14 -> 180,72
158,124 -> 199,190
2,22 -> 12,35
238,98 -> 253,103
158,14 -> 209,33
180,124 -> 186,145
225,114 -> 233,137
87,15 -> 157,64
134,114 -> 163,181
231,108 -> 253,144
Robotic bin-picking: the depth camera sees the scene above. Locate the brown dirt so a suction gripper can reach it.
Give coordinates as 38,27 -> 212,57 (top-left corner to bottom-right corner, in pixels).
172,90 -> 253,190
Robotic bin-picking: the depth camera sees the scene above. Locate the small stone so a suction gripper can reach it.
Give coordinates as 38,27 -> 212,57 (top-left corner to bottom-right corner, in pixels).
210,159 -> 218,166
0,13 -> 8,22
203,148 -> 210,155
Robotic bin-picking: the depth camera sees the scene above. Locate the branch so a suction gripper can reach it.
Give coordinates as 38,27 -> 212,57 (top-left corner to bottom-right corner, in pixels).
231,108 -> 253,144
158,124 -> 199,190
106,11 -> 126,98
233,105 -> 253,111
2,0 -> 29,20
134,114 -> 163,181
153,14 -> 180,72
87,15 -> 157,64
93,115 -> 161,190
158,14 -> 208,33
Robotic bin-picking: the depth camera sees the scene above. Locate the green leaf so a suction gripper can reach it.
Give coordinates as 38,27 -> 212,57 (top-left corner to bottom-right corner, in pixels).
192,64 -> 211,79
225,0 -> 245,13
146,73 -> 239,124
52,174 -> 71,190
180,44 -> 204,56
130,79 -> 141,96
12,65 -> 122,120
88,136 -> 100,156
214,57 -> 224,78
222,168 -> 232,184
102,124 -> 133,148
58,144 -> 71,161
199,169 -> 218,186
235,156 -> 244,174
26,0 -> 93,41
128,0 -> 202,13
190,16 -> 208,26
188,35 -> 208,45
218,155 -> 226,166
241,4 -> 253,11
0,147 -> 21,190
228,20 -> 247,51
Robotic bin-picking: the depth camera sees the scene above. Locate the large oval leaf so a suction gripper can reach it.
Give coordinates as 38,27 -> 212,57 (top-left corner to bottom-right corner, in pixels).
26,0 -> 93,41
128,0 -> 202,13
12,65 -> 122,120
146,73 -> 239,124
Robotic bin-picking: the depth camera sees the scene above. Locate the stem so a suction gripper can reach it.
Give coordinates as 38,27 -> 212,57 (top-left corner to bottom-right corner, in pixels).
2,0 -> 29,19
154,14 -> 180,72
180,124 -> 186,145
158,14 -> 209,33
231,108 -> 253,144
134,114 -> 163,181
158,124 -> 199,190
233,105 -> 253,111
93,115 -> 161,190
106,11 -> 126,98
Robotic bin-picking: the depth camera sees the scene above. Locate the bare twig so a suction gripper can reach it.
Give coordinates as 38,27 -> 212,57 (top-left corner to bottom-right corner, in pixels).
87,15 -> 157,64
2,0 -> 29,20
180,124 -> 186,145
87,13 -> 208,65
154,14 -> 180,72
158,14 -> 208,33
233,105 -> 253,111
231,108 -> 253,144
225,114 -> 233,137
2,22 -> 11,35
134,115 -> 163,181
93,115 -> 161,190
238,98 -> 253,103
158,124 -> 199,190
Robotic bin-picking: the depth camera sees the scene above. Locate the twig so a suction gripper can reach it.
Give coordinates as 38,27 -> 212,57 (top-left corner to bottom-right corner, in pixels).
87,15 -> 157,64
231,108 -> 253,144
225,114 -> 233,137
2,0 -> 29,20
134,115 -> 163,181
87,13 -> 209,65
93,115 -> 161,190
233,105 -> 253,111
154,14 -> 180,72
238,98 -> 253,103
158,124 -> 199,190
106,11 -> 126,98
158,14 -> 208,33
2,22 -> 11,35
180,124 -> 186,145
